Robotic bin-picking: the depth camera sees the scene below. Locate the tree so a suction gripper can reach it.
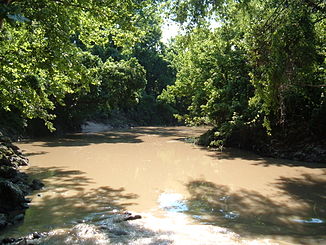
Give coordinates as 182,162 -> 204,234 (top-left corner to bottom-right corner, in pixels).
133,14 -> 175,97
161,0 -> 325,146
0,0 -> 149,129
160,25 -> 253,145
242,0 -> 326,133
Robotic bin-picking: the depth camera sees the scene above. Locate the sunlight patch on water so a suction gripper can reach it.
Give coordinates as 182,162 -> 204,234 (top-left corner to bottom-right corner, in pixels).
27,212 -> 282,245
158,192 -> 241,221
221,210 -> 240,220
127,214 -> 281,245
158,193 -> 188,212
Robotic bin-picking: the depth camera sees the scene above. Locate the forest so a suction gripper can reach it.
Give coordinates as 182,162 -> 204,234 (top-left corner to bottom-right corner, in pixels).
0,0 -> 325,162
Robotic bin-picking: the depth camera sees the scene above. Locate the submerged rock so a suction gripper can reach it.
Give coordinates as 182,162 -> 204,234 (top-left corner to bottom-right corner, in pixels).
13,214 -> 24,223
108,228 -> 128,236
112,211 -> 142,223
122,214 -> 142,221
30,179 -> 44,190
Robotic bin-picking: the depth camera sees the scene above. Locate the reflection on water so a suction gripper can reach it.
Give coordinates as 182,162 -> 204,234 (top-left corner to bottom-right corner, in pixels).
158,180 -> 326,239
292,218 -> 325,224
158,193 -> 188,212
2,126 -> 325,245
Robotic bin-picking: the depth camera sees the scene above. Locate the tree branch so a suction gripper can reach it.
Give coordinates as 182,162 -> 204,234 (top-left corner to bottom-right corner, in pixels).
313,16 -> 326,24
303,0 -> 326,12
0,0 -> 17,30
301,84 -> 326,88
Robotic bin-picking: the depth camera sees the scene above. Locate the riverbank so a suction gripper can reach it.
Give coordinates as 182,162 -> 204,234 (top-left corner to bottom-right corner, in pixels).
65,119 -> 326,163
197,126 -> 326,164
0,132 -> 43,231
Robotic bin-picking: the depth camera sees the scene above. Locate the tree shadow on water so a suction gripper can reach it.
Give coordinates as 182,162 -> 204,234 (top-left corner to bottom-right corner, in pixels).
9,166 -> 173,244
131,126 -> 205,138
22,151 -> 49,157
20,131 -> 143,148
275,174 -> 326,220
183,178 -> 326,243
19,126 -> 205,148
203,147 -> 326,169
24,167 -> 138,226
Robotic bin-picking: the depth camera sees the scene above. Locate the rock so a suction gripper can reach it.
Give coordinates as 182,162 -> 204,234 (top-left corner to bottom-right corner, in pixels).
25,198 -> 32,203
9,156 -> 29,167
0,213 -> 7,229
16,238 -> 28,245
30,179 -> 44,190
0,143 -> 28,168
16,182 -> 32,196
122,214 -> 142,221
293,151 -> 305,161
0,166 -> 18,178
0,138 -> 42,231
0,145 -> 13,155
0,180 -> 25,212
31,232 -> 42,239
0,156 -> 13,167
113,212 -> 142,223
1,232 -> 45,245
108,228 -> 128,236
9,144 -> 20,153
21,203 -> 29,209
0,136 -> 11,143
13,214 -> 24,223
1,237 -> 16,244
25,231 -> 46,241
21,172 -> 28,179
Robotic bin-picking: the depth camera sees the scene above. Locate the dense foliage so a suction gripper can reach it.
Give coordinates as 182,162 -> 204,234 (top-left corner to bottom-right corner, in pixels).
0,0 -> 157,129
160,0 -> 326,150
1,0 -> 325,160
0,0 -> 176,133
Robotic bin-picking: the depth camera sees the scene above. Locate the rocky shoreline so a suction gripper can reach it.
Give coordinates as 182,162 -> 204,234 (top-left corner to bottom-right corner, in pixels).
0,132 -> 43,231
0,212 -> 142,245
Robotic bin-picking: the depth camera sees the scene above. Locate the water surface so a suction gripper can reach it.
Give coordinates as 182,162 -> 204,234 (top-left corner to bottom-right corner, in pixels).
2,127 -> 326,244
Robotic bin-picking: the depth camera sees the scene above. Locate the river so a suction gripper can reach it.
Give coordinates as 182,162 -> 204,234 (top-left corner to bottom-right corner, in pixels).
1,126 -> 325,244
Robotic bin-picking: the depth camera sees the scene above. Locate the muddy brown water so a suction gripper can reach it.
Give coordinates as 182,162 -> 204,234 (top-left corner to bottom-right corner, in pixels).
2,127 -> 326,244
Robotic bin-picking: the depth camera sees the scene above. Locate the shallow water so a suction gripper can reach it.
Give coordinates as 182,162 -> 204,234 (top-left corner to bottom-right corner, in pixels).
2,127 -> 326,244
